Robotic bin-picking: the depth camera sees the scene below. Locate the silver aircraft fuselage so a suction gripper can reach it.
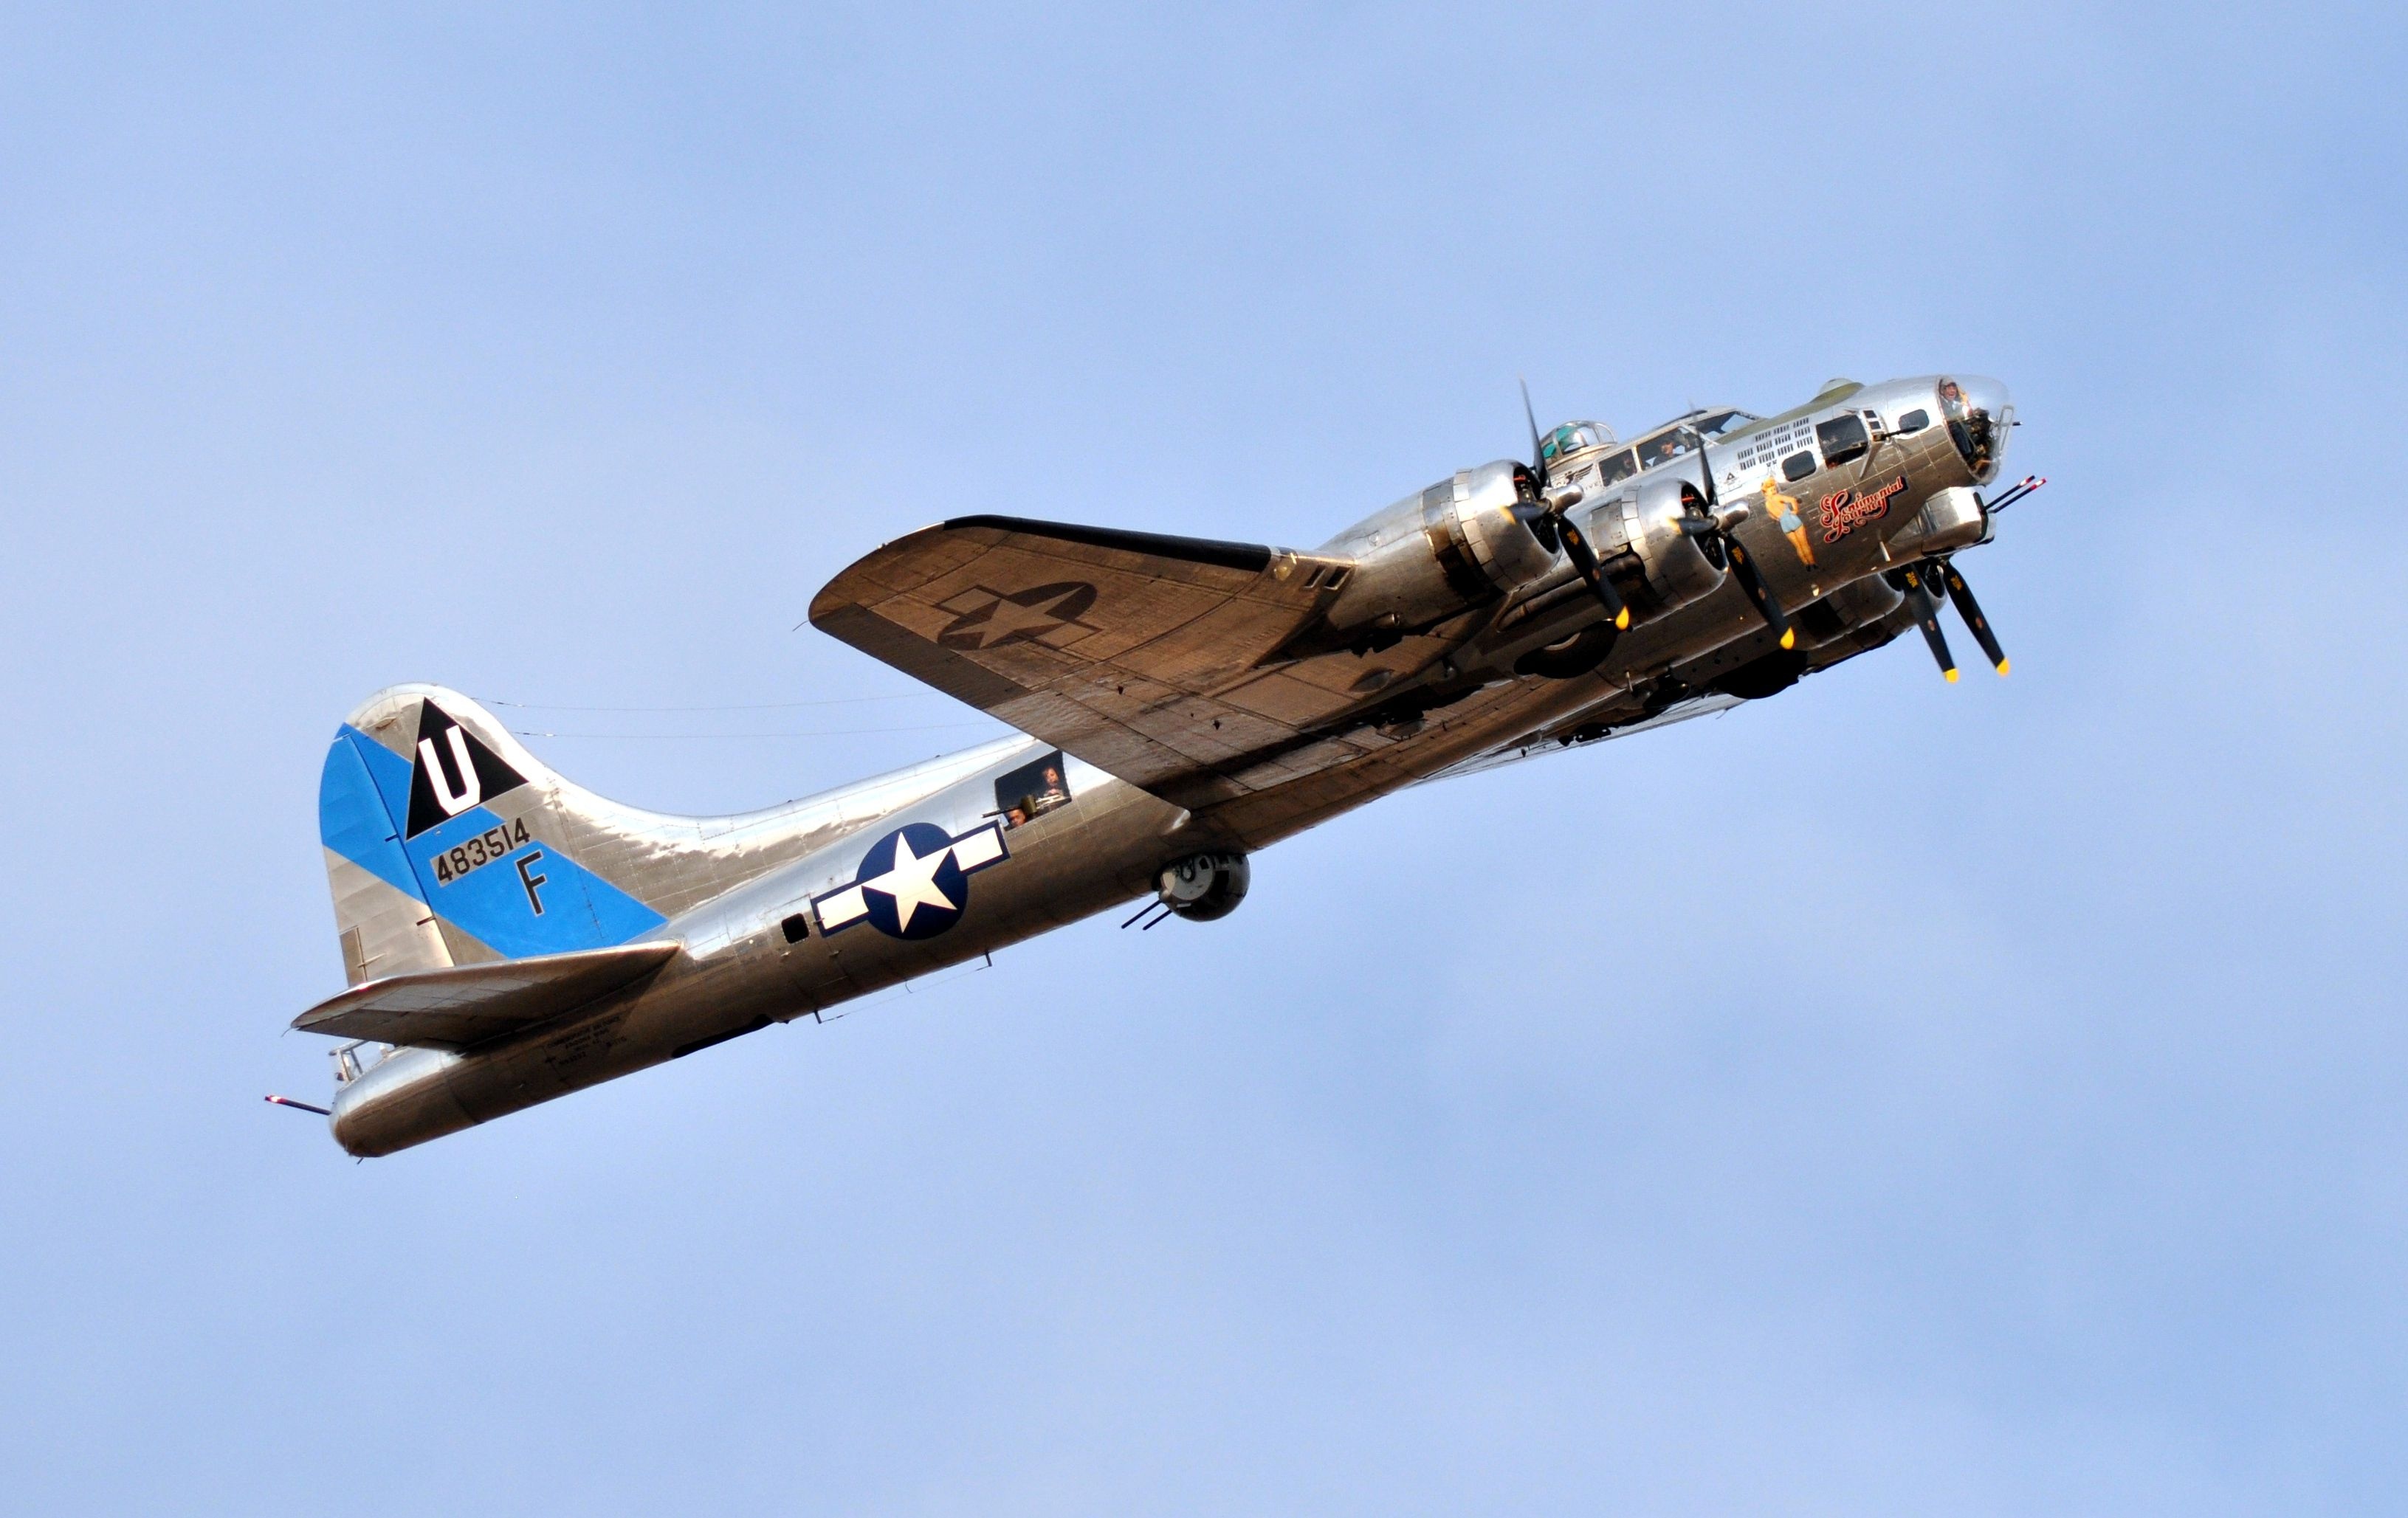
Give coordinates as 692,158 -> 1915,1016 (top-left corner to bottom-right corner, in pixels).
314,373 -> 2017,1155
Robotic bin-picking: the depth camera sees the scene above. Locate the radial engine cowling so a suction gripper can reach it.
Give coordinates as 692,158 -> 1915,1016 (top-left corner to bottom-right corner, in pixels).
1578,471 -> 1727,620
1323,460 -> 1557,638
1156,852 -> 1250,922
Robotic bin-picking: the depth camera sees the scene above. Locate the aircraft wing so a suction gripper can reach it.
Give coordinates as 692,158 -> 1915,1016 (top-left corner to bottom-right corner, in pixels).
1411,691 -> 1745,786
290,942 -> 678,1050
808,515 -> 1468,808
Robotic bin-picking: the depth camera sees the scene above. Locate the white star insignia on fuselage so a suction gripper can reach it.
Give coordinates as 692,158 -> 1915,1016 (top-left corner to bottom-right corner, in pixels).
864,829 -> 957,933
811,821 -> 1010,939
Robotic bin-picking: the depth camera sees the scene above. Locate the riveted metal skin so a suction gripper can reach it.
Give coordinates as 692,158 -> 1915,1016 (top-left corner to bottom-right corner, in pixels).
1587,470 -> 1727,618
329,749 -> 1197,1156
1449,460 -> 1558,592
1315,460 -> 1558,642
306,374 -> 2015,1155
1886,485 -> 1988,559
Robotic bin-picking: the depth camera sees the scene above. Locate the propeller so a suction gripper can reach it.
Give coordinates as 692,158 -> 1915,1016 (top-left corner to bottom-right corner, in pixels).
1518,382 -> 1630,632
1892,562 -> 1958,682
1673,426 -> 1795,652
1935,555 -> 2009,675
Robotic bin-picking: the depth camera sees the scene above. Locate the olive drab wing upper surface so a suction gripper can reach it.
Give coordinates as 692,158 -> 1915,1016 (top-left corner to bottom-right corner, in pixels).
808,515 -> 1439,808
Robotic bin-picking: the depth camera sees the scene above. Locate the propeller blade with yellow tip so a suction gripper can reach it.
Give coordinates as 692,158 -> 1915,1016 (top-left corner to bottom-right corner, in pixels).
1519,379 -> 1629,637
1897,564 -> 1958,683
1682,424 -> 1796,654
1936,556 -> 2010,675
1556,517 -> 1631,631
1722,537 -> 1798,653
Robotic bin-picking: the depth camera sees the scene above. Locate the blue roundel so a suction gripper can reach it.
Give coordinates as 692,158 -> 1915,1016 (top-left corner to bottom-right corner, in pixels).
810,818 -> 1011,942
854,821 -> 971,940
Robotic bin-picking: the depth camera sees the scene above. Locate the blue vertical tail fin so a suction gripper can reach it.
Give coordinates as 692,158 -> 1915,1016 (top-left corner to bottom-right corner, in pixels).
319,686 -> 673,976
317,683 -> 1020,985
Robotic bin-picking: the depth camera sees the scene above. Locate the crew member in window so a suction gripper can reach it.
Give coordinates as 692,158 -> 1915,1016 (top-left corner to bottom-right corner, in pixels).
997,754 -> 1073,829
1028,762 -> 1069,815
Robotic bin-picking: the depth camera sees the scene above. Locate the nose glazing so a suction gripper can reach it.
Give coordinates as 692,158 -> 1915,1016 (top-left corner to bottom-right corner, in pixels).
1938,375 -> 2011,483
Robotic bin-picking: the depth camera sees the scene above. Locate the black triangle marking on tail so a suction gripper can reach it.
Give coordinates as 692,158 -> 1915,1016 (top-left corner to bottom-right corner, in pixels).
405,700 -> 529,838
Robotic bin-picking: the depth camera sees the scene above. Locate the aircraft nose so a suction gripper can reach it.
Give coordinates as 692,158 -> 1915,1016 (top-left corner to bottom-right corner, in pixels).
1939,374 -> 2012,483
1956,374 -> 2008,418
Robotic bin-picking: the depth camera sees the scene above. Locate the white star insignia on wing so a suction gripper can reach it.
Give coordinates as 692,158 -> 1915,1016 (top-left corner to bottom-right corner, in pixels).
970,590 -> 1086,642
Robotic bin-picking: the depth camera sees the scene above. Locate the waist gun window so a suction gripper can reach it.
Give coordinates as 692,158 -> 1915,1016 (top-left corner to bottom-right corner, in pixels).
994,751 -> 1074,828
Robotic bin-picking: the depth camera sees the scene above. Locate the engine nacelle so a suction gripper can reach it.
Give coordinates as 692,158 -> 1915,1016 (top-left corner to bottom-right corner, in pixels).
1155,852 -> 1250,922
1580,471 -> 1727,619
1321,460 -> 1557,638
1885,484 -> 1986,559
1792,574 -> 1905,648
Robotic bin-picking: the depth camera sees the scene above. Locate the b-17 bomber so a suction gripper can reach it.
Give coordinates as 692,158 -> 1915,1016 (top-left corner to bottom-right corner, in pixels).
282,373 -> 2037,1155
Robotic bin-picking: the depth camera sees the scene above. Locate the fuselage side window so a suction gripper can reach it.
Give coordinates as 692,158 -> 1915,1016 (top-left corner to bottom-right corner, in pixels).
1815,414 -> 1869,466
1896,408 -> 1930,434
1781,450 -> 1818,482
994,750 -> 1073,829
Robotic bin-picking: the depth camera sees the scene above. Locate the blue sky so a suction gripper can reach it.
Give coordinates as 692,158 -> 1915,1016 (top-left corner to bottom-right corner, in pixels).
4,3 -> 2405,1512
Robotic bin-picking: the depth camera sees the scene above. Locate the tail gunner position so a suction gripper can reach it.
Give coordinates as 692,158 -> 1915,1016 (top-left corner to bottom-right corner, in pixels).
283,374 -> 2034,1155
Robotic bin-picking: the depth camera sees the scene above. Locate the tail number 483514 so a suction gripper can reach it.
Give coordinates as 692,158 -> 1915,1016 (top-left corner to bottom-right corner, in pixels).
430,818 -> 533,886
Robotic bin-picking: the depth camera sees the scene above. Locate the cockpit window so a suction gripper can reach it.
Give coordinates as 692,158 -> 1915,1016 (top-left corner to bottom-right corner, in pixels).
1934,379 -> 2004,481
1634,430 -> 1696,471
1594,448 -> 1638,488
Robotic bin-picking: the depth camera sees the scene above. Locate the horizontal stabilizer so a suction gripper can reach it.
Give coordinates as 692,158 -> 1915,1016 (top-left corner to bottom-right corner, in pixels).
291,942 -> 679,1050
